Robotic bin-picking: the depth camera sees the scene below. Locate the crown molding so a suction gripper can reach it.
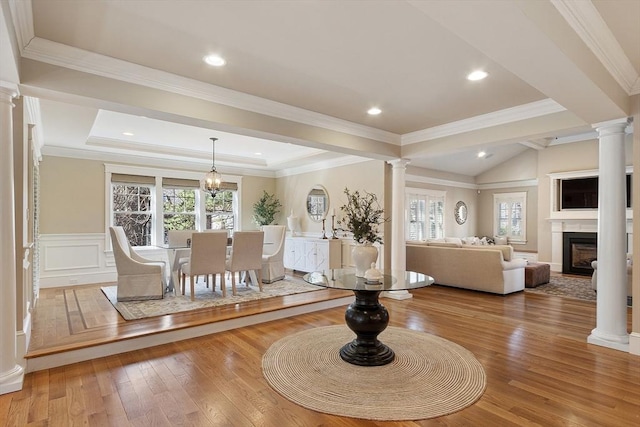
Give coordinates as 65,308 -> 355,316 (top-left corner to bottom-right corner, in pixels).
86,137 -> 268,167
401,99 -> 566,145
21,37 -> 399,145
477,179 -> 538,190
23,95 -> 43,160
41,145 -> 276,178
551,0 -> 640,96
7,0 -> 34,55
275,155 -> 370,178
406,174 -> 478,190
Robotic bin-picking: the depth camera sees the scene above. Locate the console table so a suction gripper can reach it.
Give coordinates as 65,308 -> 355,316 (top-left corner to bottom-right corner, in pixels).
303,269 -> 433,366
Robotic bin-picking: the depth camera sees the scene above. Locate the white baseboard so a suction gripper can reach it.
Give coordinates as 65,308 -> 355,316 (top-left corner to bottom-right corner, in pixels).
630,332 -> 640,355
39,271 -> 117,288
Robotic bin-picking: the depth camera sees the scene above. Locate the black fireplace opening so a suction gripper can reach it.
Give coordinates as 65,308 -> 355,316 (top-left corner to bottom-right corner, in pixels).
563,232 -> 597,276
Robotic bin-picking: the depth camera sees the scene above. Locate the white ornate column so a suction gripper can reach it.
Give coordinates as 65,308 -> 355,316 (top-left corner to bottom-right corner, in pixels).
384,159 -> 412,300
0,83 -> 23,394
588,118 -> 630,351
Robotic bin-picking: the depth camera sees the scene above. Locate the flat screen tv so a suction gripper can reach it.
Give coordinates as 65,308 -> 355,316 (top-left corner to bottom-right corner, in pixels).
560,175 -> 631,209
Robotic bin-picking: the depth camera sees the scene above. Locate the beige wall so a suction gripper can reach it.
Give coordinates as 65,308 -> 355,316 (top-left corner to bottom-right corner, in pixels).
477,185 -> 538,252
39,156 -> 105,234
276,160 -> 385,236
241,175 -> 276,230
475,149 -> 538,252
405,179 -> 479,238
39,156 -> 279,234
476,149 -> 538,184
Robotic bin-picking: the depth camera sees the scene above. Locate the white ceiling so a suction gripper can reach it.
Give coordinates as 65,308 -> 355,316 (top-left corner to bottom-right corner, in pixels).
3,0 -> 639,177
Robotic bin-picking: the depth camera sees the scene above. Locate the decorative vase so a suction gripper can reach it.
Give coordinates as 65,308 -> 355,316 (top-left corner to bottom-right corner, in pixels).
352,242 -> 379,277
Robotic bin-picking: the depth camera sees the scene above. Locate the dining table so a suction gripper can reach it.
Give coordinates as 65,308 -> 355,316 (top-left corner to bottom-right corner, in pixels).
303,268 -> 434,366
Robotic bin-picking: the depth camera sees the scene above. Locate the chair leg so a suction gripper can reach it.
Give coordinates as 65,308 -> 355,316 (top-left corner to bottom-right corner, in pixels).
257,270 -> 263,292
190,275 -> 196,301
181,273 -> 186,295
231,272 -> 237,296
221,273 -> 227,298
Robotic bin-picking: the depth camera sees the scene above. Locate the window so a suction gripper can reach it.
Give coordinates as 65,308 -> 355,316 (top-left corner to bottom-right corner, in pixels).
107,165 -> 241,247
163,187 -> 196,242
494,192 -> 526,244
205,190 -> 235,232
406,189 -> 445,241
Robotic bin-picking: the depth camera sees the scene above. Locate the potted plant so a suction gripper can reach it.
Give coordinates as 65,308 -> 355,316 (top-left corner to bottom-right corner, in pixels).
337,188 -> 387,276
252,191 -> 282,227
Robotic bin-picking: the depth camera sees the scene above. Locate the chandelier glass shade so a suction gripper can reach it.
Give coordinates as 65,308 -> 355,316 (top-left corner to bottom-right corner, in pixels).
201,137 -> 222,197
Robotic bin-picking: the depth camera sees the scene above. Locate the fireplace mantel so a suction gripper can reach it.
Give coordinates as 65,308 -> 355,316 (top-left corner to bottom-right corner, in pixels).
549,218 -> 632,272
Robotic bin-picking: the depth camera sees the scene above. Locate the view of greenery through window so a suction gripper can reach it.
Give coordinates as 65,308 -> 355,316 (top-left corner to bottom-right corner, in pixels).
206,190 -> 234,232
163,188 -> 196,242
113,183 -> 235,246
112,184 -> 152,246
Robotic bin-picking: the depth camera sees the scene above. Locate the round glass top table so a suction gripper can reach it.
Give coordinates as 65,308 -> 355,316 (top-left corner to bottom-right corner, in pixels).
303,269 -> 434,366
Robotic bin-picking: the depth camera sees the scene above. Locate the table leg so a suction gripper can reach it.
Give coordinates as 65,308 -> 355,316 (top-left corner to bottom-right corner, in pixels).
340,290 -> 394,366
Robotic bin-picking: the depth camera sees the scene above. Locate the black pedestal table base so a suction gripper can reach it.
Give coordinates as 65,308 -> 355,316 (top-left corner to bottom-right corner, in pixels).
340,289 -> 394,366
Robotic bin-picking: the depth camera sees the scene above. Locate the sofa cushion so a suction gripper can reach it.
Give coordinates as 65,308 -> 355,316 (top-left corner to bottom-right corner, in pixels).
427,242 -> 462,248
445,237 -> 463,245
462,244 -> 513,261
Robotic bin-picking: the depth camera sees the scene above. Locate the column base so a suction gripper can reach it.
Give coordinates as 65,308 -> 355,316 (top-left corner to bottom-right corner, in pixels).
381,290 -> 413,300
0,364 -> 24,395
587,328 -> 630,352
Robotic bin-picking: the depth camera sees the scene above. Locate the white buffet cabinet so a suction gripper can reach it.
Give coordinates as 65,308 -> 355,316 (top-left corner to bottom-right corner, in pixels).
284,237 -> 342,272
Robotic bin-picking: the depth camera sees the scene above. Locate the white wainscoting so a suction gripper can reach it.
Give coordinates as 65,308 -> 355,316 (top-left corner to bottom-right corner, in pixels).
39,233 -> 168,288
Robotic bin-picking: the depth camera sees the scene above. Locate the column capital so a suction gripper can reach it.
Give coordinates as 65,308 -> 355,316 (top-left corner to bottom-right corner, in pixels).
387,158 -> 411,169
0,81 -> 19,99
592,117 -> 631,135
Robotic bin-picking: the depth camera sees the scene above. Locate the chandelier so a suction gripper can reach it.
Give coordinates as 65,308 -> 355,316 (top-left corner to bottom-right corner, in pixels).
201,137 -> 222,197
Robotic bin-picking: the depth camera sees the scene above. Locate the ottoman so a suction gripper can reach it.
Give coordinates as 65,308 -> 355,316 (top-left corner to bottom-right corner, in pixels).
524,263 -> 550,288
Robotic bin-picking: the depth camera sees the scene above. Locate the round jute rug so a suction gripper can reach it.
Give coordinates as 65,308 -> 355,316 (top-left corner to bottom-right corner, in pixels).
262,325 -> 486,421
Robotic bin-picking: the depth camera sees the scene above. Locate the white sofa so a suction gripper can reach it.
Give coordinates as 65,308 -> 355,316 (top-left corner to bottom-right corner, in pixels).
591,258 -> 632,298
406,241 -> 526,295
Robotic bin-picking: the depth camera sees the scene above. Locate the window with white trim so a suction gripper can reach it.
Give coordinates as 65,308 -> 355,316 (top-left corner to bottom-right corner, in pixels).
205,191 -> 235,232
112,177 -> 154,247
493,192 -> 526,244
406,189 -> 446,241
107,166 -> 241,247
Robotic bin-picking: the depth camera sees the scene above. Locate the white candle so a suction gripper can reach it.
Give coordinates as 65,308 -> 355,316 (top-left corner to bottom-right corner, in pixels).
332,208 -> 336,216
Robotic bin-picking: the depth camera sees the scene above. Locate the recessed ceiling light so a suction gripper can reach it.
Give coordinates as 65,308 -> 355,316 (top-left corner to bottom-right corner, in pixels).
477,150 -> 487,158
254,152 -> 262,156
367,107 -> 382,115
122,132 -> 134,136
204,54 -> 226,67
467,70 -> 488,81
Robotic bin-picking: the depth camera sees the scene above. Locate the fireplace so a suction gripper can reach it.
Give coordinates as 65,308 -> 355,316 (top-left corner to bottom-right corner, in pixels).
563,232 -> 597,276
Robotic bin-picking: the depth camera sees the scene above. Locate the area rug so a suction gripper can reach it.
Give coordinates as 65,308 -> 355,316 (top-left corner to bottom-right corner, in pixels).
262,325 -> 486,421
524,275 -> 596,302
101,277 -> 321,320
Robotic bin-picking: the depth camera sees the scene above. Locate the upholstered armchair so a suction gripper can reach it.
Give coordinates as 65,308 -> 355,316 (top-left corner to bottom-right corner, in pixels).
261,225 -> 286,283
110,226 -> 165,301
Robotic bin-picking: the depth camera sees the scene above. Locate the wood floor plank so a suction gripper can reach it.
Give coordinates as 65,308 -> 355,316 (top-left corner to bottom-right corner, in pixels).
2,275 -> 639,426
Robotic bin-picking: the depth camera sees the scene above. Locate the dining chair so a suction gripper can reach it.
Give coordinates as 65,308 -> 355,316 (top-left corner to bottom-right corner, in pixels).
225,231 -> 265,296
110,226 -> 165,301
181,231 -> 228,301
167,229 -> 194,284
261,225 -> 286,283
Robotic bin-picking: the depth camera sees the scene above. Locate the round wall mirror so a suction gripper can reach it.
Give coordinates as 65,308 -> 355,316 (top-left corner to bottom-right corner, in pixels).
307,185 -> 329,222
455,200 -> 468,225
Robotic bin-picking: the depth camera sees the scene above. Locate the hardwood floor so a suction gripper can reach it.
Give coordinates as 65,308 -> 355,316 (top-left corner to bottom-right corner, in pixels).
2,280 -> 638,426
